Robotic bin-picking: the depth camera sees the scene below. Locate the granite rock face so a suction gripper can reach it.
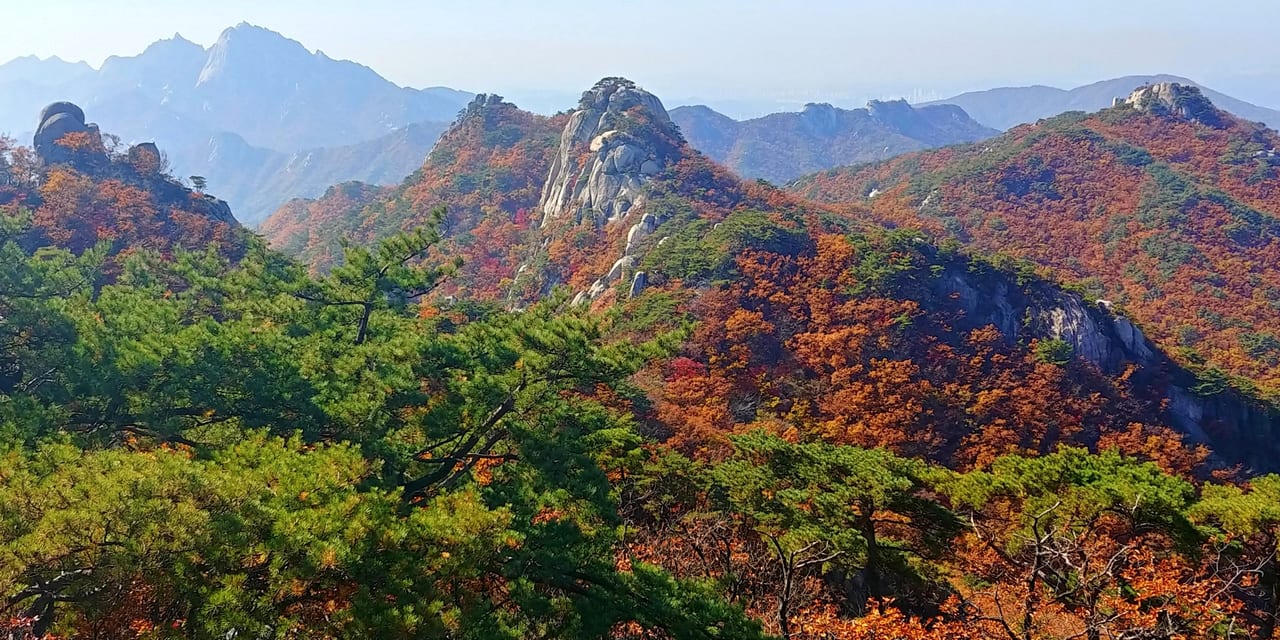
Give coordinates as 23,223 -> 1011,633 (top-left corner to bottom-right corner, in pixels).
538,77 -> 680,226
33,101 -> 106,167
937,263 -> 1280,469
1123,82 -> 1224,127
537,78 -> 687,305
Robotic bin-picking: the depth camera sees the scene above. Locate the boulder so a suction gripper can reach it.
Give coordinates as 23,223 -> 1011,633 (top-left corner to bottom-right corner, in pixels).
33,101 -> 105,167
39,101 -> 85,127
624,213 -> 660,254
605,255 -> 636,282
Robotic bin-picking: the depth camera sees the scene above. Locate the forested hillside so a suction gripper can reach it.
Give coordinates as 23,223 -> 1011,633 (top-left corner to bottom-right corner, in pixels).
1,103 -> 246,260
5,80 -> 1280,639
795,83 -> 1280,401
261,94 -> 565,301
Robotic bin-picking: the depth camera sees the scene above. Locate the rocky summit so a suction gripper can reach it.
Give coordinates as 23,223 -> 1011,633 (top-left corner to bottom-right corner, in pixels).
538,77 -> 682,226
1121,82 -> 1224,127
19,102 -> 241,255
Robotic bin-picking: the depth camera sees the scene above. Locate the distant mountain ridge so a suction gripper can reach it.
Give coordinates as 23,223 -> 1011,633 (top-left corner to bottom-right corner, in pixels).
670,100 -> 997,184
0,24 -> 473,223
925,74 -> 1280,131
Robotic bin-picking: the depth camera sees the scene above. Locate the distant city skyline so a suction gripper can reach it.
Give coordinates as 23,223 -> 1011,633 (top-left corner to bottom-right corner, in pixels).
4,0 -> 1280,117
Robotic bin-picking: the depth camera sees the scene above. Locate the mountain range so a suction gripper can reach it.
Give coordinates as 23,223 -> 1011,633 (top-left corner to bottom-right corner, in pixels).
924,74 -> 1280,131
10,26 -> 1280,228
669,100 -> 997,184
0,23 -> 472,223
666,75 -> 1280,186
259,77 -> 1280,472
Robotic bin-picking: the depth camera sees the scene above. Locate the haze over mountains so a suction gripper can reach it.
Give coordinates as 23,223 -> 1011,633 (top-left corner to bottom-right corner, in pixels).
0,23 -> 471,223
670,100 -> 997,184
7,24 -> 1280,227
925,74 -> 1280,131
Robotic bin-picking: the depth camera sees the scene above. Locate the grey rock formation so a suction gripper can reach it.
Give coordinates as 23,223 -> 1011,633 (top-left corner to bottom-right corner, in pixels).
579,255 -> 638,303
937,263 -> 1280,469
39,101 -> 85,126
939,267 -> 1157,378
536,78 -> 686,305
1254,149 -> 1280,165
1122,82 -> 1224,127
625,213 -> 659,254
33,101 -> 105,167
538,78 -> 679,226
629,271 -> 648,298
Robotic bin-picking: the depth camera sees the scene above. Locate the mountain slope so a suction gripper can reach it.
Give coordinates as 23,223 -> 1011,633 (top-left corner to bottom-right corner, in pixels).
1,102 -> 246,259
670,100 -> 997,183
10,80 -> 1280,639
795,82 -> 1280,399
264,78 -> 1280,474
927,74 -> 1280,130
260,93 -> 565,291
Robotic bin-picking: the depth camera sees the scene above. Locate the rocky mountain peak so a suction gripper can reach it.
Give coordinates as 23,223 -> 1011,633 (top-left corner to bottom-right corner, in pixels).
197,23 -> 312,87
576,77 -> 672,123
458,93 -> 510,118
538,77 -> 683,225
800,103 -> 840,135
1120,82 -> 1224,127
866,98 -> 913,120
144,32 -> 204,55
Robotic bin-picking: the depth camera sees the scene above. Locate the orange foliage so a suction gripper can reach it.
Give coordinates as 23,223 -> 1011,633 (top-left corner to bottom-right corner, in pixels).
33,165 -> 241,258
652,233 -> 1203,471
795,107 -> 1280,397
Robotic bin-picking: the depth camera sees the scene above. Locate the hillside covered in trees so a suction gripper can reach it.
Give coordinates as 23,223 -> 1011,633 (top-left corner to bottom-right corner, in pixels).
795,83 -> 1280,403
5,79 -> 1280,639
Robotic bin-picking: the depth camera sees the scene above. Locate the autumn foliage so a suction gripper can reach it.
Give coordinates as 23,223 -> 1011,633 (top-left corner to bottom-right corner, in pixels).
793,104 -> 1280,400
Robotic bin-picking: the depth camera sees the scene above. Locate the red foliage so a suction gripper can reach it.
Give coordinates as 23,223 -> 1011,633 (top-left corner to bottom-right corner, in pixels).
650,232 -> 1205,473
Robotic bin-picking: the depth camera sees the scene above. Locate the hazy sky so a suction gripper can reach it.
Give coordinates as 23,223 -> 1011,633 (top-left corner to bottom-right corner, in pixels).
5,0 -> 1280,115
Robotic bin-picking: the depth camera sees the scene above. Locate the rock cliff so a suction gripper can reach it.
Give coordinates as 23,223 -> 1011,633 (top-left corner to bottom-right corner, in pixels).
1122,82 -> 1224,127
532,78 -> 688,305
538,77 -> 682,226
939,264 -> 1280,470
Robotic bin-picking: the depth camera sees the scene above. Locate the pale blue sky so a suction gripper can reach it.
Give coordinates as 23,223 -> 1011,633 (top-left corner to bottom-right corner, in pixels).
5,0 -> 1280,115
